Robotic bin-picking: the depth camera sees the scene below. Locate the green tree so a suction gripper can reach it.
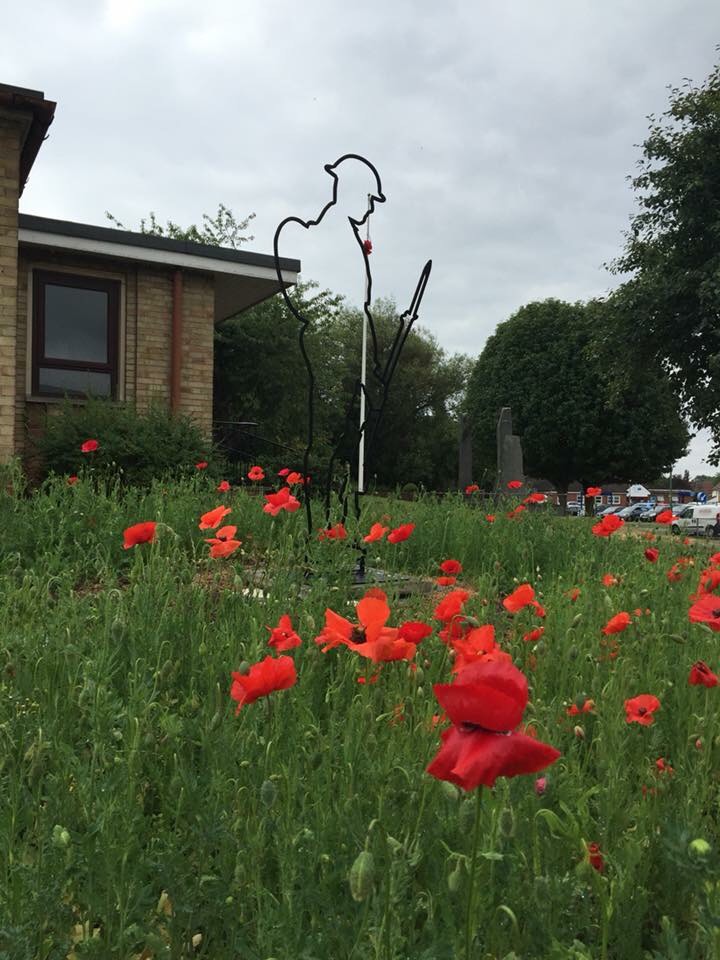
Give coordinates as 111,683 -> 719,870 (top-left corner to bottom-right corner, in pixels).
465,299 -> 689,504
318,300 -> 472,490
105,203 -> 256,248
610,60 -> 720,459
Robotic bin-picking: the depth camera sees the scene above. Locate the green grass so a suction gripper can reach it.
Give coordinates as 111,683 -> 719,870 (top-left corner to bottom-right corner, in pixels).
1,471 -> 719,959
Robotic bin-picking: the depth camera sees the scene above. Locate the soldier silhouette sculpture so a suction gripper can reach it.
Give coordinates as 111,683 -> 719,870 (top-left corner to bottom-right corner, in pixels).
273,154 -> 432,538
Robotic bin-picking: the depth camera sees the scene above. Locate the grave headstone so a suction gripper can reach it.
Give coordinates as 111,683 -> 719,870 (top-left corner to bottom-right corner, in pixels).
496,406 -> 524,490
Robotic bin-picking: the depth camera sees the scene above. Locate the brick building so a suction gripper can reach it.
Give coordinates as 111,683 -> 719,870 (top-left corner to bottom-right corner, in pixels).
0,82 -> 299,464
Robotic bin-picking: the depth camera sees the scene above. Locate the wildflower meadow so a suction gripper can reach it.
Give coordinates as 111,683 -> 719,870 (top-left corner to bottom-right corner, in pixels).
2,460 -> 720,959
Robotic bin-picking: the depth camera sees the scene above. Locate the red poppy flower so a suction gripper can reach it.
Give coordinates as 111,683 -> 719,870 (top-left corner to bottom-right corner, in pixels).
398,621 -> 432,644
688,660 -> 719,687
485,514 -> 496,523
440,559 -> 462,575
426,659 -> 560,790
710,552 -> 720,567
199,505 -> 232,530
523,626 -> 544,643
655,509 -> 674,525
503,583 -> 535,614
247,466 -> 265,481
286,471 -> 303,485
67,475 -> 79,486
123,521 -> 157,549
524,492 -> 545,504
507,480 -> 522,490
566,698 -> 594,717
601,612 -> 632,635
696,568 -> 720,596
81,439 -> 99,453
436,576 -> 457,586
319,523 -> 347,541
531,600 -> 546,619
214,524 -> 237,541
587,842 -> 605,873
506,505 -> 526,519
267,614 -> 302,651
217,480 -> 231,493
195,460 -> 208,470
263,487 -> 301,516
586,486 -> 602,497
434,588 -> 471,623
363,522 -> 388,543
315,589 -> 416,662
655,757 -> 674,776
278,468 -> 290,477
387,523 -> 415,544
644,548 -> 660,563
465,484 -> 479,494
357,672 -> 380,685
592,514 -> 625,537
362,238 -> 373,254
625,694 -> 660,725
666,564 -> 683,583
567,588 -> 581,602
230,655 -> 297,713
450,625 -> 511,675
208,538 -> 242,559
601,573 -> 619,587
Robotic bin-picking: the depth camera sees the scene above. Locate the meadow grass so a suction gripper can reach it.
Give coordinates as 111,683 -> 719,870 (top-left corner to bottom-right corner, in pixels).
1,471 -> 719,959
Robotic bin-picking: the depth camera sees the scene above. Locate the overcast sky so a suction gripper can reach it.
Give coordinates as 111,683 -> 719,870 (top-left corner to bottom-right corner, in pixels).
7,0 -> 719,475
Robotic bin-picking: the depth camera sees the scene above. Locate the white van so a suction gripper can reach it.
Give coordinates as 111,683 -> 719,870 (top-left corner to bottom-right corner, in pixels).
671,504 -> 720,537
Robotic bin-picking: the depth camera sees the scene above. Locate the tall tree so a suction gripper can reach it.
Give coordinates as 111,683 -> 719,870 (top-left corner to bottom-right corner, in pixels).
610,60 -> 720,459
465,299 -> 689,501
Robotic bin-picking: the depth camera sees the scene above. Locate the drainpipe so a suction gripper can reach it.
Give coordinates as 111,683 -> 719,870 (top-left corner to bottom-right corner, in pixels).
171,270 -> 183,413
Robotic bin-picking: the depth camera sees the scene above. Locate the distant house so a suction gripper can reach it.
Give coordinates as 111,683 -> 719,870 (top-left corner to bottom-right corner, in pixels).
0,82 -> 300,464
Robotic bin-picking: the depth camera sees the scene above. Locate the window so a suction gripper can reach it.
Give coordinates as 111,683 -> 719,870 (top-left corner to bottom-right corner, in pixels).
610,494 -> 621,505
32,270 -> 119,398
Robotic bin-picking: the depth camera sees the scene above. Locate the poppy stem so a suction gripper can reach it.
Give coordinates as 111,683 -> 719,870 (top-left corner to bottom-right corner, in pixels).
464,787 -> 484,959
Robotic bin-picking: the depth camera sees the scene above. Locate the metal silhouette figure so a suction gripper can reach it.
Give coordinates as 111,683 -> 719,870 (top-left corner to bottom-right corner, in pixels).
273,154 -> 432,537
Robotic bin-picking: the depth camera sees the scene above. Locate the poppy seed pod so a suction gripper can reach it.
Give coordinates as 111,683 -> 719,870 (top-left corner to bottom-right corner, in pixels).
688,838 -> 711,859
448,860 -> 463,893
349,850 -> 375,902
260,779 -> 277,808
499,807 -> 515,838
237,661 -> 250,676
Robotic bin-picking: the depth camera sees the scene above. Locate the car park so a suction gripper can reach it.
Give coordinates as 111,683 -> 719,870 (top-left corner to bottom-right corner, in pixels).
640,504 -> 672,522
596,504 -> 625,517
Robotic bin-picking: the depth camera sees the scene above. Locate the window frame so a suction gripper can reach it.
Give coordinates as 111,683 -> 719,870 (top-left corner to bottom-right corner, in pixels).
31,269 -> 120,399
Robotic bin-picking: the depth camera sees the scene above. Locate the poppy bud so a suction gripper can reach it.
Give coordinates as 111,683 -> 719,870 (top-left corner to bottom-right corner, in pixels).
51,824 -> 71,848
260,779 -> 277,808
571,614 -> 583,628
416,686 -> 424,698
448,860 -> 463,893
574,725 -> 585,740
439,781 -> 460,802
349,850 -> 375,902
535,640 -> 545,655
567,645 -> 578,660
110,617 -> 126,642
688,838 -> 711,860
696,738 -> 703,750
499,807 -> 515,838
534,776 -> 547,797
198,641 -> 207,656
414,667 -> 424,682
237,661 -> 250,676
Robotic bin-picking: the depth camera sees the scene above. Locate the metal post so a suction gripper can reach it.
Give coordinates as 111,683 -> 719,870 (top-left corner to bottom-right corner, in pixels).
357,195 -> 371,494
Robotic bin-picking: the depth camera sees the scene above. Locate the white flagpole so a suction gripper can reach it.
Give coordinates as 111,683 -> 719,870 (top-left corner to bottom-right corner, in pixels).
358,195 -> 371,494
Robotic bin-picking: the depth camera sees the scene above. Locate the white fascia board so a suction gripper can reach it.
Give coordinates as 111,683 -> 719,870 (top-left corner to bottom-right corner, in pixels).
18,228 -> 298,285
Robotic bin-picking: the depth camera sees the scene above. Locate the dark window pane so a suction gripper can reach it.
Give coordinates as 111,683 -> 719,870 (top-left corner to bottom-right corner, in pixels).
44,284 -> 108,362
37,367 -> 112,397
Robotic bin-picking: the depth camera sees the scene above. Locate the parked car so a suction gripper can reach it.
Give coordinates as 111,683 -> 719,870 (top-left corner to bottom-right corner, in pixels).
671,504 -> 720,537
616,503 -> 655,522
640,504 -> 671,522
597,504 -> 625,517
566,501 -> 584,516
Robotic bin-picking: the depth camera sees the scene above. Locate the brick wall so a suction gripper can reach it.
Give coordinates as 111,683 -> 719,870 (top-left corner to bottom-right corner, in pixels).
15,250 -> 216,459
0,114 -> 23,463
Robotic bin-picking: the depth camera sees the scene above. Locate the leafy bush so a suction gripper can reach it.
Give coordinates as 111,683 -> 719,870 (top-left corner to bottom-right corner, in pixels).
33,398 -> 222,485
